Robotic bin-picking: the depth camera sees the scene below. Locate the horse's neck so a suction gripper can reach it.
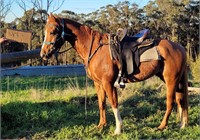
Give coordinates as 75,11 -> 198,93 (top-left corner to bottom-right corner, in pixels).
64,20 -> 94,64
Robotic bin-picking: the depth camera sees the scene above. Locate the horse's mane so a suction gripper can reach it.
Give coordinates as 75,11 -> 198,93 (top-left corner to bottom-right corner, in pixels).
63,18 -> 82,28
49,14 -> 92,33
55,15 -> 108,41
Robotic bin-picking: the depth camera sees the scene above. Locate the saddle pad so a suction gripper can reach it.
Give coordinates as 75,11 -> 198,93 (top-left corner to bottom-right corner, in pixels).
140,46 -> 160,62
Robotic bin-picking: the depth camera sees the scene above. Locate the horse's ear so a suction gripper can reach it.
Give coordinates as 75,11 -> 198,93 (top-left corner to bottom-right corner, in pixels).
48,12 -> 57,20
49,12 -> 53,17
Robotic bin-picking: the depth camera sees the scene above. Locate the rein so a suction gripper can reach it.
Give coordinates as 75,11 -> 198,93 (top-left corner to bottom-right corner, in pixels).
57,46 -> 73,54
87,34 -> 95,65
84,33 -> 110,122
87,34 -> 110,66
84,33 -> 110,81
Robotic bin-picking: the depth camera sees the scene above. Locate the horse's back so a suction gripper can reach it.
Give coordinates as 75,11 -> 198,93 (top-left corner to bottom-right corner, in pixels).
157,39 -> 185,58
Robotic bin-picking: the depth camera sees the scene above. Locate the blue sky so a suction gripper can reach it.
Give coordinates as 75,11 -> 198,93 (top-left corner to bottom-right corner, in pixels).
5,0 -> 150,23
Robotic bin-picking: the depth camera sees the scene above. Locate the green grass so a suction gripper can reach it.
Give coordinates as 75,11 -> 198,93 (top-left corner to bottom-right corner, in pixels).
1,76 -> 200,139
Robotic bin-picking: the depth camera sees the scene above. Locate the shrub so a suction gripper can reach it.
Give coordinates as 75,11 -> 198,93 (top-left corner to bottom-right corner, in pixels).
190,57 -> 200,82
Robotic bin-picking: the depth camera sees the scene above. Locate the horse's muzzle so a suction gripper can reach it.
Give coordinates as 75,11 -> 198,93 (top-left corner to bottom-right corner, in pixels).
40,51 -> 48,60
40,48 -> 55,60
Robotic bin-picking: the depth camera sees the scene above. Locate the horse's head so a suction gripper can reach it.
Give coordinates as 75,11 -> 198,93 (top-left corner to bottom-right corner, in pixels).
40,13 -> 65,60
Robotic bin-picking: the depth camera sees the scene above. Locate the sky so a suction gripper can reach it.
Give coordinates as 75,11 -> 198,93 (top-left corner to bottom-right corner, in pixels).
5,0 -> 150,23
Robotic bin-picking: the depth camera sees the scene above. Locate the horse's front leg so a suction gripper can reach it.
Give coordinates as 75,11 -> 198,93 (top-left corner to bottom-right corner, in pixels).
103,81 -> 122,135
94,82 -> 107,128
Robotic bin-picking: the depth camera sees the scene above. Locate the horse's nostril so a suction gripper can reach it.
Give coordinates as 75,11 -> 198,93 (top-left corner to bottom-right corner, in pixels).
40,51 -> 47,60
40,53 -> 44,58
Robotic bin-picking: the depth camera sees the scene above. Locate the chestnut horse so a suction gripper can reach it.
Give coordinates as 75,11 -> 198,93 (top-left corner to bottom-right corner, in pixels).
40,13 -> 188,135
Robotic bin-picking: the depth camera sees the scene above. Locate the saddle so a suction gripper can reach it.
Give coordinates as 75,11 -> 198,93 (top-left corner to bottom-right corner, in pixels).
111,29 -> 157,88
121,29 -> 155,75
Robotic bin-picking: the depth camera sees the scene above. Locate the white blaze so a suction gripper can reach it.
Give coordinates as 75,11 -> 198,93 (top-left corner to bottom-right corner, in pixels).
41,30 -> 47,50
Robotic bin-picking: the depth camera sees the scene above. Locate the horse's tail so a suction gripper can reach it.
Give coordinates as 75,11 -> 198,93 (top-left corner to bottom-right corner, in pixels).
182,65 -> 189,125
176,64 -> 189,127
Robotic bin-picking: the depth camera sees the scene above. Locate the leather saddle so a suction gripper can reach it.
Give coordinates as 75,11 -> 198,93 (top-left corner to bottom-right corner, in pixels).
120,29 -> 155,75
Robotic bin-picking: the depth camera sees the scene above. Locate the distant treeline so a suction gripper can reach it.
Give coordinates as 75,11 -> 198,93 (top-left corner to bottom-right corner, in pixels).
1,0 -> 199,66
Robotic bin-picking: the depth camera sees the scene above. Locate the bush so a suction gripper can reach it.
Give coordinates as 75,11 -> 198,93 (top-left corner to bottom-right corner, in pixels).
190,57 -> 200,82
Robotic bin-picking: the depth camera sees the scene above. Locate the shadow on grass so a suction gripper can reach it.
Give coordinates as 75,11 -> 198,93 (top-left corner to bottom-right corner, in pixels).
1,96 -> 99,139
120,88 -> 166,119
120,88 -> 199,129
2,88 -> 199,139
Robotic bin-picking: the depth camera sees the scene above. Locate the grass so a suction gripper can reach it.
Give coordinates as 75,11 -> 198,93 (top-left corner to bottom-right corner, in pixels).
1,76 -> 200,139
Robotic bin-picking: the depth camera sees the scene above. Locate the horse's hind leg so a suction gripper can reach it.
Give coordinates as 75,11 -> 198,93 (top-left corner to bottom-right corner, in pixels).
175,69 -> 188,128
158,76 -> 177,130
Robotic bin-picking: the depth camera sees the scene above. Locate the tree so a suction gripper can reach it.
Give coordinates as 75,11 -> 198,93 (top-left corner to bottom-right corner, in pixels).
0,0 -> 12,37
182,0 -> 199,61
15,0 -> 65,43
0,0 -> 12,22
143,1 -> 166,38
2,0 -> 199,65
87,1 -> 143,34
30,0 -> 65,42
58,10 -> 83,65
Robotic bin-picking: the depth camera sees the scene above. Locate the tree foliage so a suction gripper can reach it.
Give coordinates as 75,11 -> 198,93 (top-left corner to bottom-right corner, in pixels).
0,0 -> 12,22
1,0 -> 199,65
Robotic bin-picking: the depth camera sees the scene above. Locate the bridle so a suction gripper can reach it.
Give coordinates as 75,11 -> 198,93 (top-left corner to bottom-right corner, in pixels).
43,18 -> 71,57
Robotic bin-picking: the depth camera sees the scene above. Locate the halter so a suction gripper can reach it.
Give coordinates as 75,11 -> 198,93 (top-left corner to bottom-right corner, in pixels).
44,18 -> 71,52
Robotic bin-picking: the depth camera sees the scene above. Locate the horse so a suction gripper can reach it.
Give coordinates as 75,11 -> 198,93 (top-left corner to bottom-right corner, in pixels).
40,13 -> 188,135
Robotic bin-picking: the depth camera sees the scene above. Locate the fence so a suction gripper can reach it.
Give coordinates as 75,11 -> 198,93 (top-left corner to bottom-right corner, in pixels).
0,64 -> 86,77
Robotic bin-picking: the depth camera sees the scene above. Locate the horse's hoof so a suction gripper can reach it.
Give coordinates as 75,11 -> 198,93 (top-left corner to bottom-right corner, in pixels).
97,123 -> 106,129
157,125 -> 166,131
97,125 -> 103,129
179,122 -> 186,129
113,130 -> 121,135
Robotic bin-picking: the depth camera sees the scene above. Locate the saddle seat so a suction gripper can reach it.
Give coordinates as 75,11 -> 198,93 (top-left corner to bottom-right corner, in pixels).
134,29 -> 149,40
138,38 -> 154,48
120,28 -> 154,48
133,29 -> 154,47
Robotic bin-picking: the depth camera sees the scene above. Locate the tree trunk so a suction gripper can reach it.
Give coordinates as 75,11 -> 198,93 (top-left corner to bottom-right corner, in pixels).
186,34 -> 191,59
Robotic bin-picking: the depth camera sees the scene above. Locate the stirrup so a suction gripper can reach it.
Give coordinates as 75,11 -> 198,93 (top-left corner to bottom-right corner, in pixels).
114,70 -> 125,88
114,76 -> 121,88
114,76 -> 125,89
119,80 -> 125,88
